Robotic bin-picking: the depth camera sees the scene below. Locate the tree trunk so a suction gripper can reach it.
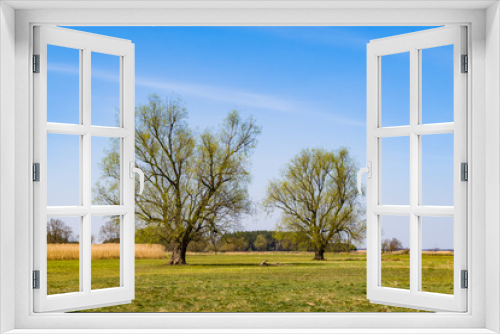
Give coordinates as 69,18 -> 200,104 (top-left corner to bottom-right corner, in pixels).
167,242 -> 188,265
313,247 -> 326,261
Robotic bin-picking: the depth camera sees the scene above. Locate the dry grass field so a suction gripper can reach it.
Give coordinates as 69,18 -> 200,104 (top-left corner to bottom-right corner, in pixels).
47,244 -> 453,261
47,243 -> 167,260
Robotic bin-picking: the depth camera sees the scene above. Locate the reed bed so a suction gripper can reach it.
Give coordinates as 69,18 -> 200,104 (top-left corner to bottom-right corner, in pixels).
134,244 -> 167,259
46,245 -> 454,261
47,243 -> 167,260
47,244 -> 80,260
91,244 -> 121,260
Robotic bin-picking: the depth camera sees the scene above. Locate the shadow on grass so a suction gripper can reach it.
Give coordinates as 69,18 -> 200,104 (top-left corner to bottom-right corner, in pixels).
161,262 -> 329,268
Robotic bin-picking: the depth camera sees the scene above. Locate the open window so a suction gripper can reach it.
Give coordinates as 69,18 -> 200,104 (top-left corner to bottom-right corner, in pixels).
364,26 -> 467,312
2,0 -> 496,329
33,26 -> 138,312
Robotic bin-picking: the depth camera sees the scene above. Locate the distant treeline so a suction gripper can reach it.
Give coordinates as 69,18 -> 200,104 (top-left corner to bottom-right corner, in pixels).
48,216 -> 359,253
175,230 -> 357,253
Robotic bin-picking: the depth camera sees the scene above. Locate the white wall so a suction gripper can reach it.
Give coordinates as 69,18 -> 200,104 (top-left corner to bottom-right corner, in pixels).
486,2 -> 500,333
0,2 -> 16,333
1,3 -> 495,332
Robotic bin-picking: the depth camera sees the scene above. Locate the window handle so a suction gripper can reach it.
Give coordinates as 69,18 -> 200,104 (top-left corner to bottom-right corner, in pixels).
357,162 -> 372,195
129,161 -> 145,195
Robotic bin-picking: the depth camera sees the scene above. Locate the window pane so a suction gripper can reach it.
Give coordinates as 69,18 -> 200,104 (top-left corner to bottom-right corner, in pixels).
381,215 -> 410,290
91,52 -> 120,127
421,217 -> 454,295
47,45 -> 80,124
47,216 -> 80,295
421,45 -> 454,124
91,215 -> 121,290
381,136 -> 410,205
47,134 -> 80,206
91,137 -> 121,205
421,133 -> 454,206
381,52 -> 410,127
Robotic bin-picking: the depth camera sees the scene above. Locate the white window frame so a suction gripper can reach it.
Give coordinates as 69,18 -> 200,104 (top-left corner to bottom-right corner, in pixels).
0,1 -> 499,333
33,26 -> 136,313
366,26 -> 468,312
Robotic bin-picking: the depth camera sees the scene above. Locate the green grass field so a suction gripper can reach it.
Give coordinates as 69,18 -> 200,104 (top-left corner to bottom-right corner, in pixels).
46,252 -> 454,313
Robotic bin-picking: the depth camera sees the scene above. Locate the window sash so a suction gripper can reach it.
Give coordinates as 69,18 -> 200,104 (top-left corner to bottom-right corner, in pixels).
32,25 -> 136,313
366,26 -> 468,312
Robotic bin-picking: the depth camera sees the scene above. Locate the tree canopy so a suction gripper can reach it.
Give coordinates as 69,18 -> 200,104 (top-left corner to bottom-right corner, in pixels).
99,220 -> 120,244
94,95 -> 261,264
264,148 -> 365,260
381,237 -> 404,253
47,218 -> 77,244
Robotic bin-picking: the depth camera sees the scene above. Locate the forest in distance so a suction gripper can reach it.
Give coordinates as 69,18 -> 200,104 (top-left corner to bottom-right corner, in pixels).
48,219 -> 452,255
48,216 -> 360,253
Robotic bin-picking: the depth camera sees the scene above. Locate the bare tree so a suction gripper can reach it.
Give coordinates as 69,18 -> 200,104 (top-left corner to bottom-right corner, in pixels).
264,148 -> 365,260
390,238 -> 403,252
381,238 -> 390,253
47,218 -> 76,244
94,95 -> 261,264
381,237 -> 404,253
99,220 -> 120,243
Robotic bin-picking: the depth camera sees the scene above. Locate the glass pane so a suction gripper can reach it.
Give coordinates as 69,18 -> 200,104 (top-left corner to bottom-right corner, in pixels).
381,136 -> 410,205
381,215 -> 410,290
421,217 -> 454,294
91,215 -> 121,290
421,45 -> 454,124
91,137 -> 121,205
47,45 -> 80,124
47,134 -> 80,206
47,216 -> 80,295
91,52 -> 120,127
381,52 -> 410,127
421,133 -> 454,206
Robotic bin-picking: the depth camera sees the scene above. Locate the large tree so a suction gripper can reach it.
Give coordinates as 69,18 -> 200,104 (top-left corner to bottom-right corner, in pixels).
264,148 -> 364,260
94,95 -> 261,264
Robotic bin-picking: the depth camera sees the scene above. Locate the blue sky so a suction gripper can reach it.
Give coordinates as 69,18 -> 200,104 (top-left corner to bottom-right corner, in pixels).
46,26 -> 454,250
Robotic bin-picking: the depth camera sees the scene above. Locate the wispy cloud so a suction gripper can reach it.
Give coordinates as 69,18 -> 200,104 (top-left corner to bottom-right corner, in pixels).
310,110 -> 366,128
47,63 -> 120,82
47,63 -> 79,75
135,77 -> 296,113
47,63 -> 365,127
47,63 -> 294,112
137,78 -> 365,127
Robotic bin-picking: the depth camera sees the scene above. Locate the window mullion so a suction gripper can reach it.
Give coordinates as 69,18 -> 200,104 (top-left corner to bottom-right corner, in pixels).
417,48 -> 423,293
409,47 -> 420,294
82,48 -> 92,294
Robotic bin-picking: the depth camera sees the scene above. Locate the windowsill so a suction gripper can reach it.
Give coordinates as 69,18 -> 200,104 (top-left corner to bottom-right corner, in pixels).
2,329 -> 498,334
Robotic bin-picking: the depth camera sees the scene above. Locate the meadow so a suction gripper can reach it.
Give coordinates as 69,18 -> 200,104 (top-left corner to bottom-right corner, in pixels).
46,244 -> 454,313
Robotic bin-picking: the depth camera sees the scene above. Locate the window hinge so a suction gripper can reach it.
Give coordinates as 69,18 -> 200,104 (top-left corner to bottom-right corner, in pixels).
461,270 -> 468,289
461,162 -> 468,182
461,54 -> 468,73
33,270 -> 40,289
33,54 -> 40,73
33,163 -> 40,182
